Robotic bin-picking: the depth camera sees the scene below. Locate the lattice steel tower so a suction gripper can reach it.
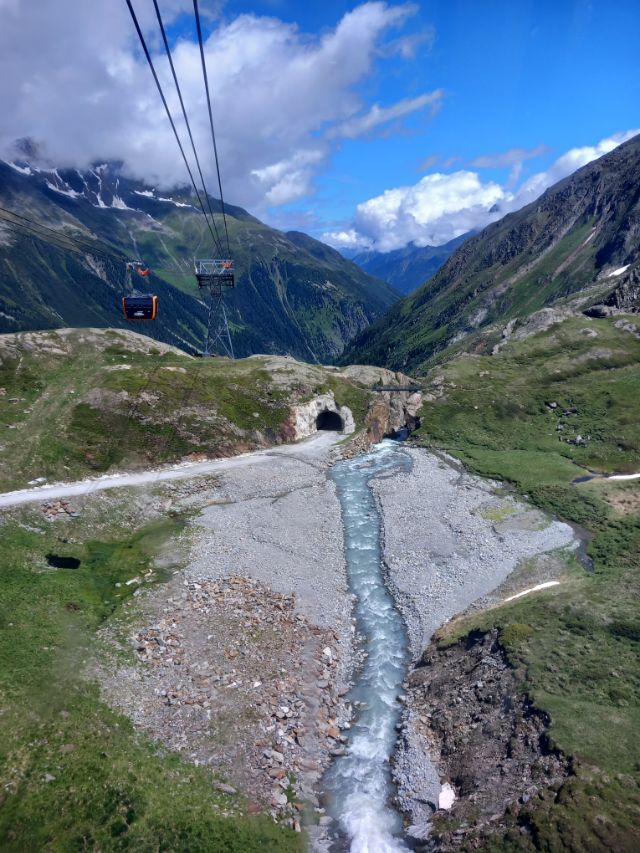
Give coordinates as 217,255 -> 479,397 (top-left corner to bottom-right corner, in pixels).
194,259 -> 235,358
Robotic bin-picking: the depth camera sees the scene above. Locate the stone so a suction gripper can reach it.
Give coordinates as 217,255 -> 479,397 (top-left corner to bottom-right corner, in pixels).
213,782 -> 237,795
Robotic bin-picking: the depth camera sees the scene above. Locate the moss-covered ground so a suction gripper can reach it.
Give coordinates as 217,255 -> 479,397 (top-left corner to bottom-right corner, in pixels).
0,328 -> 374,490
415,314 -> 640,851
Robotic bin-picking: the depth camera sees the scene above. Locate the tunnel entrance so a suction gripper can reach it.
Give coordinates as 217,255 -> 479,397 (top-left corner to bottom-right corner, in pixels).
316,409 -> 344,432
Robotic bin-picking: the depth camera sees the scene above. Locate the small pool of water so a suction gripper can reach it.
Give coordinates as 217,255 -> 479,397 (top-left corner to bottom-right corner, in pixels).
46,553 -> 82,569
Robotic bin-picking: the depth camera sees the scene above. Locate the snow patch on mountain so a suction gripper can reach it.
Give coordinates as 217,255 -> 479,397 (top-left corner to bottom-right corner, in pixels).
111,195 -> 133,210
157,196 -> 194,209
8,162 -> 33,176
45,180 -> 81,199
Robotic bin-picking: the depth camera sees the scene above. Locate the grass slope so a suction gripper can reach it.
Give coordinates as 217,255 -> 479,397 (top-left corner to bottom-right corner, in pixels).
414,314 -> 640,850
0,505 -> 302,851
0,327 -> 382,491
0,161 -> 397,361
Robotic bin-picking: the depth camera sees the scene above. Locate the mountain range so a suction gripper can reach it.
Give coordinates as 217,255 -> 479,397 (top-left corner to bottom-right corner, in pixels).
342,133 -> 640,373
0,159 -> 398,360
349,233 -> 469,295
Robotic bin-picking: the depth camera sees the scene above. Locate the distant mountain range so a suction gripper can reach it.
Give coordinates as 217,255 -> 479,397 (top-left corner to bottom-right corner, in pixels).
348,234 -> 469,295
342,133 -> 640,373
0,160 -> 398,360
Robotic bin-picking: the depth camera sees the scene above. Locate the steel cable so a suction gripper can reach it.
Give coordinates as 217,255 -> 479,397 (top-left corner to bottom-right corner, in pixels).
193,0 -> 231,256
124,0 -> 223,258
151,0 -> 224,258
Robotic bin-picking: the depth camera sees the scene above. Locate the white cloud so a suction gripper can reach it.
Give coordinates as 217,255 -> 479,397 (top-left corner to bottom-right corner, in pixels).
513,129 -> 640,206
323,228 -> 374,251
327,90 -> 443,139
325,129 -> 640,251
0,1 -> 420,210
347,171 -> 504,251
470,144 -> 550,169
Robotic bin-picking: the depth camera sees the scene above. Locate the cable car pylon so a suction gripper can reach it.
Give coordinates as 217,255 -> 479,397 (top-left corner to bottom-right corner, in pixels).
195,258 -> 235,357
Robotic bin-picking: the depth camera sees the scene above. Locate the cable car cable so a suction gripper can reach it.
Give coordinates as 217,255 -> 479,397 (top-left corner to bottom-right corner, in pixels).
151,0 -> 224,258
193,0 -> 231,256
124,0 -> 224,258
0,219 -> 126,274
0,206 -> 123,261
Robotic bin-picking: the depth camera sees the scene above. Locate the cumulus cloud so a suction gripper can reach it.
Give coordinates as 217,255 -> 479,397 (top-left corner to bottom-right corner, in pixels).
513,130 -> 639,206
0,0 -> 420,210
325,129 -> 640,251
325,171 -> 503,251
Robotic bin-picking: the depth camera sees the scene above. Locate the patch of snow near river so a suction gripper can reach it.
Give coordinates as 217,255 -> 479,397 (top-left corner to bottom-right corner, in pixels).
607,264 -> 631,277
438,783 -> 456,810
504,580 -> 560,601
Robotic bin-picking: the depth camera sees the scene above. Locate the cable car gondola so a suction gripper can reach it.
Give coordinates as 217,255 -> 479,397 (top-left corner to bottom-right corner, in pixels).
122,260 -> 157,321
122,294 -> 158,321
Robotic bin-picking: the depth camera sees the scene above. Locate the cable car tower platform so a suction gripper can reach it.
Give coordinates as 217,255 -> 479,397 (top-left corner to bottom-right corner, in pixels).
195,259 -> 235,358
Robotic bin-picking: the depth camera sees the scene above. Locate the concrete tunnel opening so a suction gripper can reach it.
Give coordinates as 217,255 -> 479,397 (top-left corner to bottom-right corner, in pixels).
316,409 -> 344,432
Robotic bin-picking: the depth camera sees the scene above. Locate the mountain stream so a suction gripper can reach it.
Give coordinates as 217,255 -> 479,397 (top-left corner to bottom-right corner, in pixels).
322,439 -> 411,852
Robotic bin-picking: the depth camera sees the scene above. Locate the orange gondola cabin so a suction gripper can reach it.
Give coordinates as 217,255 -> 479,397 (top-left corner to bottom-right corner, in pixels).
122,294 -> 158,321
122,260 -> 157,320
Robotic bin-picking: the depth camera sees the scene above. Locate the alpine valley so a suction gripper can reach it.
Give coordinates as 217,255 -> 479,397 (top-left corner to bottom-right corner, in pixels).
1,134 -> 640,853
0,158 -> 398,360
343,133 -> 640,372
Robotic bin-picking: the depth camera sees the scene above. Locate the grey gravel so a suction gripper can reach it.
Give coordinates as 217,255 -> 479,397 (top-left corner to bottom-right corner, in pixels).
373,445 -> 579,834
188,434 -> 351,636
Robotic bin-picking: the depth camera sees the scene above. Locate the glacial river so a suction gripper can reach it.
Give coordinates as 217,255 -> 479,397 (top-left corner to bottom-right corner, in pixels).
322,439 -> 411,852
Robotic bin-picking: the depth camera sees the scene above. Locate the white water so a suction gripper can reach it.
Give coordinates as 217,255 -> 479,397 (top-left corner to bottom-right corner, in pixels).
323,440 -> 411,852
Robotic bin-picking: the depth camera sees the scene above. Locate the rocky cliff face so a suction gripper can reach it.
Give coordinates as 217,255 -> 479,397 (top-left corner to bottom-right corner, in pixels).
585,264 -> 640,317
406,629 -> 570,850
364,389 -> 422,443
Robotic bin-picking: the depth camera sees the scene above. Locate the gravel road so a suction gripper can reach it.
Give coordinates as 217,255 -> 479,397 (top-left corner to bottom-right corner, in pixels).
0,431 -> 341,508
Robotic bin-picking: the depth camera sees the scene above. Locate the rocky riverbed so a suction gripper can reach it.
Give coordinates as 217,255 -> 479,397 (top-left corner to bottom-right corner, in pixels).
372,446 -> 579,841
98,432 -> 355,836
95,435 -> 581,848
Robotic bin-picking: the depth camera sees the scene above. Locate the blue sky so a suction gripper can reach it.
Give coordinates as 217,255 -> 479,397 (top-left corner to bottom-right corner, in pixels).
1,1 -> 638,250
231,0 -> 640,245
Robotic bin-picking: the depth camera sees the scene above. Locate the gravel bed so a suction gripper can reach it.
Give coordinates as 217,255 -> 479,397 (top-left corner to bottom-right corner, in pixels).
187,443 -> 352,642
372,445 -> 579,836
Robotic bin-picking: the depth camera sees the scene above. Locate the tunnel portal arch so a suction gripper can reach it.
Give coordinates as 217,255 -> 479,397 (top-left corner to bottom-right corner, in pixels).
316,409 -> 344,432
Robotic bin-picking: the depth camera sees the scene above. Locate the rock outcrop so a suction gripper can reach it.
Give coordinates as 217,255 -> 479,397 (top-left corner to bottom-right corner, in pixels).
289,393 -> 355,439
585,265 -> 640,317
405,629 -> 570,849
365,389 -> 422,443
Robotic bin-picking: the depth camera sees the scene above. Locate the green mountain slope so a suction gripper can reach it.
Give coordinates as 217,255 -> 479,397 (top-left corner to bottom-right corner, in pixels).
342,133 -> 640,372
411,313 -> 640,851
0,326 -> 383,490
0,161 -> 397,360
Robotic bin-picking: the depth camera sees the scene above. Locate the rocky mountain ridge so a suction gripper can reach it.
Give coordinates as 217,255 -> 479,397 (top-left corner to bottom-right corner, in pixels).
349,234 -> 469,295
341,133 -> 640,372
